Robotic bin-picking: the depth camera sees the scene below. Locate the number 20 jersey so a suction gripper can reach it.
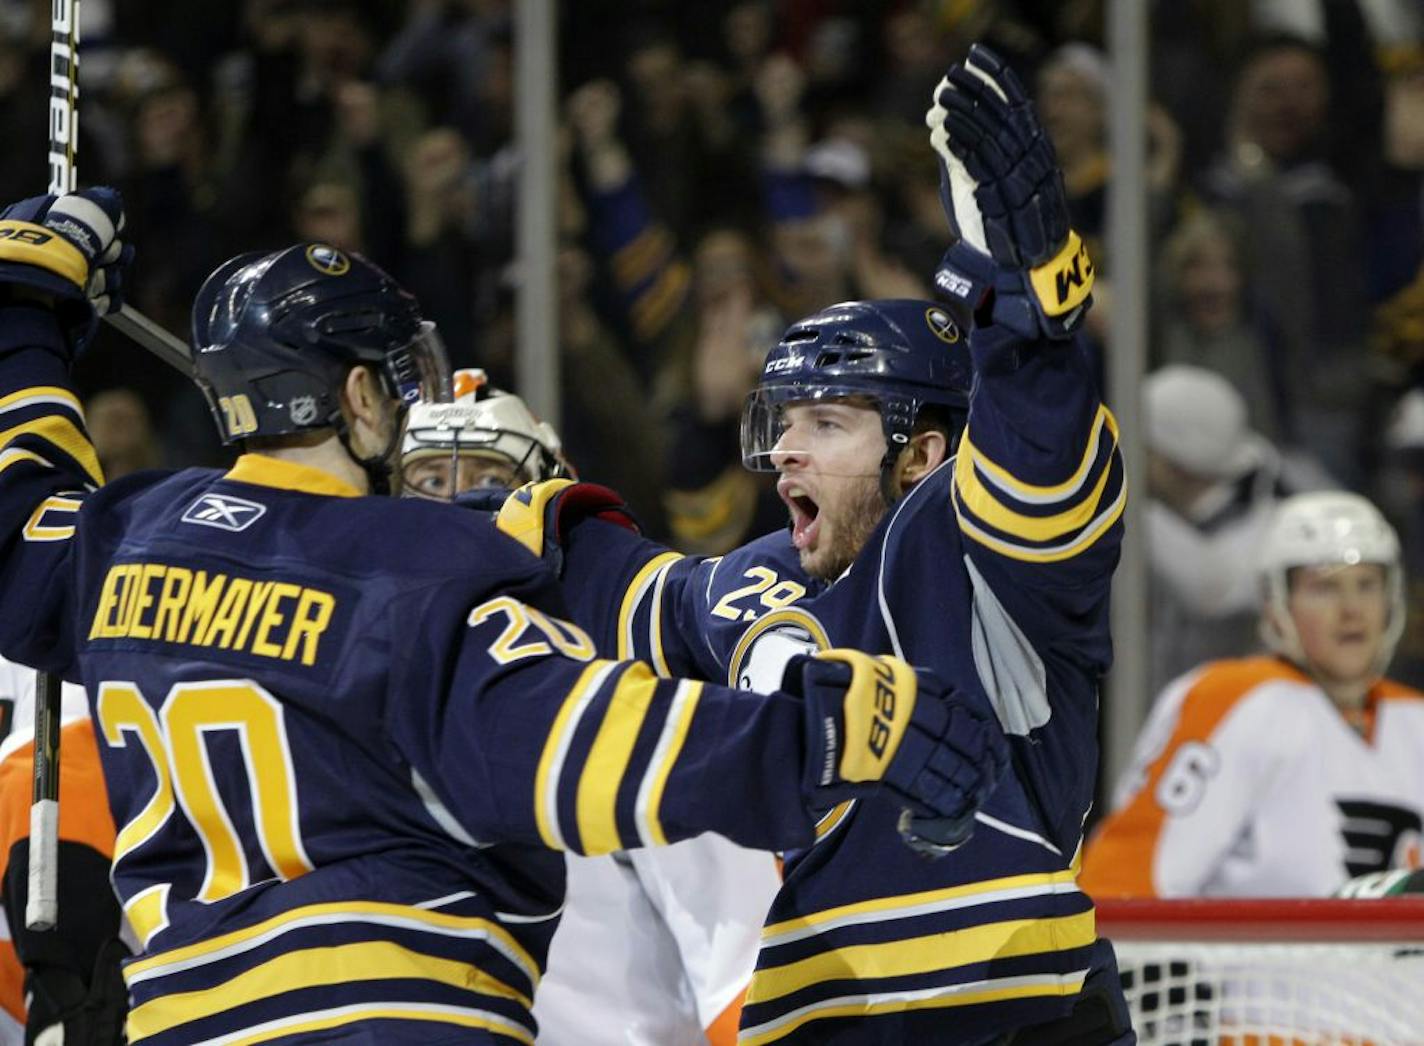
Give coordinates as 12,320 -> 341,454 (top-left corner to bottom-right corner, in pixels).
0,314 -> 825,1046
558,323 -> 1129,1044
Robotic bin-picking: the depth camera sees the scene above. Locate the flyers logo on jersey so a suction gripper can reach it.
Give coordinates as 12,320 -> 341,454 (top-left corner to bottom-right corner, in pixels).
305,244 -> 350,276
182,493 -> 267,532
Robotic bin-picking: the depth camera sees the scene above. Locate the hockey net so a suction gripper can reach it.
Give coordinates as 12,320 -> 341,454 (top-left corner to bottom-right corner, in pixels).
1097,898 -> 1424,1045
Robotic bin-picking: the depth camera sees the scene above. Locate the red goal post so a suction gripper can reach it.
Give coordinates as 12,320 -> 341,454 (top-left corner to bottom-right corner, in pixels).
1096,898 -> 1424,1045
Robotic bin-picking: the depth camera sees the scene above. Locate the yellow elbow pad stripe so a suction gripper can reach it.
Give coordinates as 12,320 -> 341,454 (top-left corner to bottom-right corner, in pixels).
0,222 -> 88,288
1027,231 -> 1094,317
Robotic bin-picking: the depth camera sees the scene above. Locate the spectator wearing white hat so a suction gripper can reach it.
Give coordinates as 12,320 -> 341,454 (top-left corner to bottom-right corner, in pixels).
1146,364 -> 1334,695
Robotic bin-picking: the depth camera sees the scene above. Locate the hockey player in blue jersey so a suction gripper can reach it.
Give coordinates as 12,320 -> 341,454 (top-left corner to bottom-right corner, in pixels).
0,193 -> 1007,1043
495,45 -> 1135,1043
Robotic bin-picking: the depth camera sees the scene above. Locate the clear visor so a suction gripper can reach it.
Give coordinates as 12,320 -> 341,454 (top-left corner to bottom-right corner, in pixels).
388,321 -> 453,408
740,384 -> 886,475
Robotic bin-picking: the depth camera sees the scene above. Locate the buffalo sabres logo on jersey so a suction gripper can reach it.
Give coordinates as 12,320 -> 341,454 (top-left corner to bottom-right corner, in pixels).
924,306 -> 960,344
305,244 -> 350,277
181,493 -> 268,532
728,608 -> 830,691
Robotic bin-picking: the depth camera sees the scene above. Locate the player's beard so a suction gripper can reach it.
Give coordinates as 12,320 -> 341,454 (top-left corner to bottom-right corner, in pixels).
798,474 -> 888,582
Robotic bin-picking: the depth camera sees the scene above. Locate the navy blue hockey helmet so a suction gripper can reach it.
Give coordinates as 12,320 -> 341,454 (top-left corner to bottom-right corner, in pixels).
190,243 -> 451,445
740,299 -> 972,477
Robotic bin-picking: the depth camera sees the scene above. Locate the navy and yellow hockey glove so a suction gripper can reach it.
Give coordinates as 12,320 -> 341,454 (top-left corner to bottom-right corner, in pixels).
0,187 -> 130,358
495,478 -> 640,576
787,649 -> 1008,858
926,44 -> 1093,341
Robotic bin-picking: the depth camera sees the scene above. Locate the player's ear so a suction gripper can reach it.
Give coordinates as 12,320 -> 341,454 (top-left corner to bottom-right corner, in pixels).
896,429 -> 948,490
340,365 -> 384,429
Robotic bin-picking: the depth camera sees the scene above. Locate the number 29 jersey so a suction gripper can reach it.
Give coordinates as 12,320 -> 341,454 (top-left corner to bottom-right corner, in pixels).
559,324 -> 1129,1044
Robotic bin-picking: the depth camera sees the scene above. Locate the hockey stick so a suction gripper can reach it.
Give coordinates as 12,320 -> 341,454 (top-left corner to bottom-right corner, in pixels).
46,1 -> 194,378
26,0 -> 82,934
25,0 -> 79,935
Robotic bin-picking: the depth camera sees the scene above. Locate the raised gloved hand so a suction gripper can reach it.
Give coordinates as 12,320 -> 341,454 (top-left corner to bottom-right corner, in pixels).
0,187 -> 130,356
786,649 -> 1008,857
494,478 -> 640,576
925,44 -> 1093,341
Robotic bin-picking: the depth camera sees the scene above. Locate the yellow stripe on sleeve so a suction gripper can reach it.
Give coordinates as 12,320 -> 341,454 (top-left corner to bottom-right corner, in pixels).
0,385 -> 84,418
617,552 -> 683,659
746,909 -> 1096,1005
955,433 -> 1117,542
122,901 -> 540,991
954,480 -> 1126,563
634,679 -> 702,847
533,660 -> 620,850
574,662 -> 660,855
0,414 -> 102,485
958,406 -> 1117,503
205,1004 -> 535,1046
126,940 -> 532,1041
737,971 -> 1089,1046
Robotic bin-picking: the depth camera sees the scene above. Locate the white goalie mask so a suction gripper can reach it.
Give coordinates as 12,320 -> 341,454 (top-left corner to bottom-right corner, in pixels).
401,369 -> 569,500
1258,491 -> 1406,676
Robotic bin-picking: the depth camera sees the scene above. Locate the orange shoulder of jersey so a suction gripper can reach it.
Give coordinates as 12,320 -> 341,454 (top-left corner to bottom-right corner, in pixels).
1079,656 -> 1305,898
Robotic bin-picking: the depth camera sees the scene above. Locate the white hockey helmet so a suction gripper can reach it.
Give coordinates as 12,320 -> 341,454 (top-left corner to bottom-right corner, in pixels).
1257,491 -> 1405,674
401,369 -> 568,498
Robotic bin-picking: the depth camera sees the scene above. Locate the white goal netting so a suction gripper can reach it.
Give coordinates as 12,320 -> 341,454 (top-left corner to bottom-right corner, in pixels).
1099,899 -> 1424,1046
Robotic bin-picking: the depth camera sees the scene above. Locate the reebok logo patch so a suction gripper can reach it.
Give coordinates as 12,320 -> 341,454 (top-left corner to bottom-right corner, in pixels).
181,493 -> 267,533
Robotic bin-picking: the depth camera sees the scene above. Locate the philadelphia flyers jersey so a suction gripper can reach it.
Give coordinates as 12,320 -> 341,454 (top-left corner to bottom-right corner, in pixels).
558,323 -> 1129,1044
1083,657 -> 1424,897
0,306 -> 828,1045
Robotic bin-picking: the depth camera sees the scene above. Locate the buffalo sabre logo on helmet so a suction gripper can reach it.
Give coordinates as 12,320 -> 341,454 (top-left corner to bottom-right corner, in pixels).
305,244 -> 350,276
190,243 -> 450,445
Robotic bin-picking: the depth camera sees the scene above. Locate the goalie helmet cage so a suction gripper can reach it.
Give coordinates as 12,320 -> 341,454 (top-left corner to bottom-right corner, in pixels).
1097,898 -> 1424,1045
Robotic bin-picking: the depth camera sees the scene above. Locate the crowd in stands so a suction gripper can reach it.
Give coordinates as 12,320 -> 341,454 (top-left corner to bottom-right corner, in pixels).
16,0 -> 1424,833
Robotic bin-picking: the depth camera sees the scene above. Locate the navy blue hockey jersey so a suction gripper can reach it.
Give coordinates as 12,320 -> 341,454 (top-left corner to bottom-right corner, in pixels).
0,305 -> 824,1045
559,322 -> 1126,1043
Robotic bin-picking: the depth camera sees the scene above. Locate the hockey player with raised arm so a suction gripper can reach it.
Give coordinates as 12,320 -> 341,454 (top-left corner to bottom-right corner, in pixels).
0,190 -> 1006,1044
494,46 -> 1135,1043
401,372 -> 783,1046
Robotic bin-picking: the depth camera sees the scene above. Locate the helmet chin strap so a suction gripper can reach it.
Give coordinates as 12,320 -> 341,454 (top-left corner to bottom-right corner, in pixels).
335,401 -> 407,497
877,427 -> 913,507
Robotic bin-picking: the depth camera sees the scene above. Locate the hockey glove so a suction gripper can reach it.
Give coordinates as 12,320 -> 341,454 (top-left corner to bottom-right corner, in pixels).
787,649 -> 1007,857
0,187 -> 130,358
926,44 -> 1093,341
495,478 -> 640,576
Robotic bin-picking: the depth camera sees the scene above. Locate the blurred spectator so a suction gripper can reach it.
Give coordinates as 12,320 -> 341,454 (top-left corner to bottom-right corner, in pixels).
377,0 -> 512,156
1037,44 -> 1110,249
1153,208 -> 1285,440
1144,365 -> 1331,695
85,389 -> 161,479
1086,490 -> 1424,897
1202,33 -> 1373,482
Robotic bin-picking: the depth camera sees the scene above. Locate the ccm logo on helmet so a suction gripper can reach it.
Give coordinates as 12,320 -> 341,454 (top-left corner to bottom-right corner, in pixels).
305,244 -> 350,276
764,353 -> 805,375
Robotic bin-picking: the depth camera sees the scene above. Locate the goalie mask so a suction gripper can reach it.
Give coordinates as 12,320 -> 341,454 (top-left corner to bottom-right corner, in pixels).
740,299 -> 972,502
401,369 -> 569,501
1258,491 -> 1406,677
